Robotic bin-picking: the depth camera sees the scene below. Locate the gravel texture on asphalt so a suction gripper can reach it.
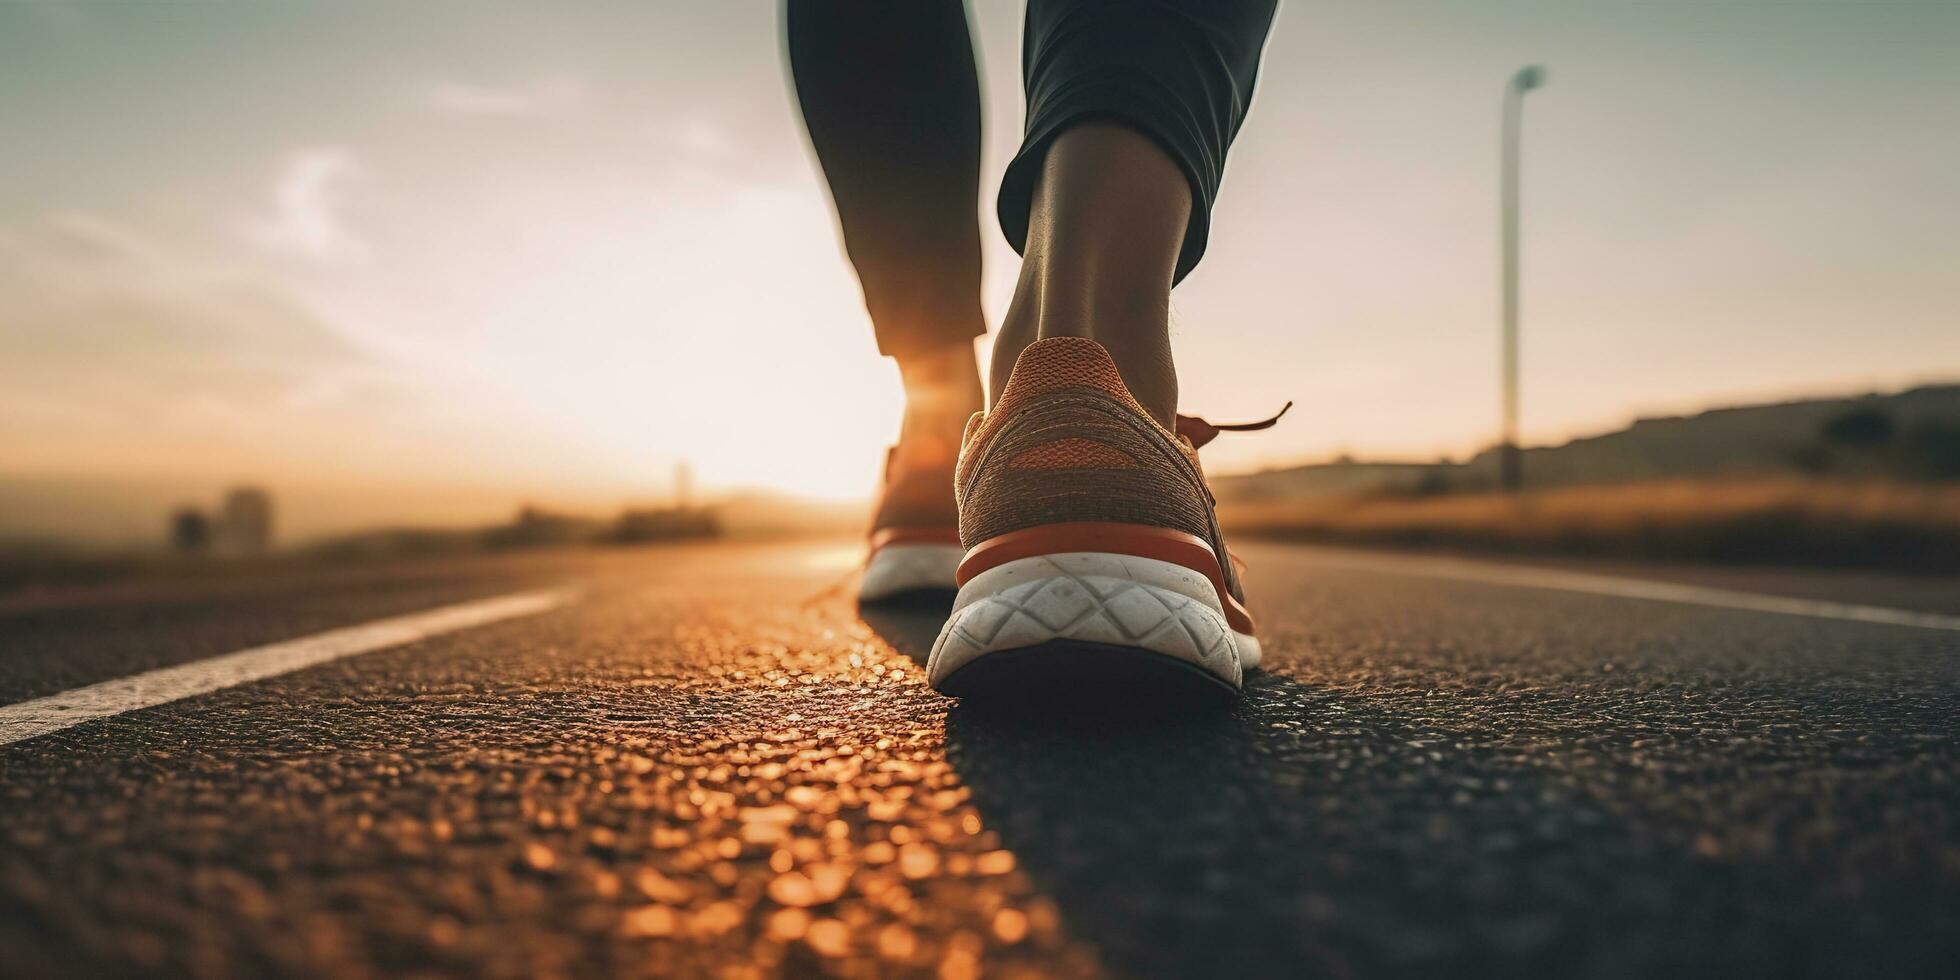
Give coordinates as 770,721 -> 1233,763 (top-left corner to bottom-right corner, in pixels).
1,540 -> 1956,978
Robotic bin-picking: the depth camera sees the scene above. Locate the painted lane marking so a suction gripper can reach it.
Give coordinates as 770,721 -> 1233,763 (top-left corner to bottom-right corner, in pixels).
0,589 -> 574,747
1300,550 -> 1960,633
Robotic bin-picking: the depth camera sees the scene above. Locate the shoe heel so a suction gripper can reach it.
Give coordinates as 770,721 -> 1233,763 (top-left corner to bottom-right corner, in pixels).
927,551 -> 1247,695
859,543 -> 961,602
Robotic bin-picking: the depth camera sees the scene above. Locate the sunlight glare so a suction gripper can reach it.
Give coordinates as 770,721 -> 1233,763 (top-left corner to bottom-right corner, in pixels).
379,180 -> 904,501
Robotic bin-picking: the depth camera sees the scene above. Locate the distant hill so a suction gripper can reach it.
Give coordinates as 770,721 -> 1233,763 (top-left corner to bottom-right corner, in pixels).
1216,383 -> 1960,502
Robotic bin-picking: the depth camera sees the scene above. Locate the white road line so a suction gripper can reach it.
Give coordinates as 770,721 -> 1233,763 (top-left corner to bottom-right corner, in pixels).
1302,550 -> 1960,633
0,589 -> 574,748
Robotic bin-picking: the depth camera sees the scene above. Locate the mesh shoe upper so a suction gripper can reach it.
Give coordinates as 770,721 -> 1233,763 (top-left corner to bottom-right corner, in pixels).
955,336 -> 1246,606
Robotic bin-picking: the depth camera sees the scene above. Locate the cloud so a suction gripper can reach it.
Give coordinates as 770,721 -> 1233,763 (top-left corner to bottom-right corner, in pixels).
427,78 -> 584,116
249,147 -> 365,258
0,213 -> 375,436
9,0 -> 88,33
673,118 -> 735,160
0,211 -> 617,501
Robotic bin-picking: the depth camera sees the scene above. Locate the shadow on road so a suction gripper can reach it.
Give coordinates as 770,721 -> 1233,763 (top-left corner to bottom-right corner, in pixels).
854,596 -> 952,666
857,599 -> 1960,978
943,674 -> 1346,977
858,601 -> 1342,973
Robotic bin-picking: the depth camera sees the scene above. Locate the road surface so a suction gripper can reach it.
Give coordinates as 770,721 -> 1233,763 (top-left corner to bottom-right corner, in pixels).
2,539 -> 1957,978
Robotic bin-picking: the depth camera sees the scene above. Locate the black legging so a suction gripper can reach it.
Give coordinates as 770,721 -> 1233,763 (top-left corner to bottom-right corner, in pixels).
786,0 -> 1278,359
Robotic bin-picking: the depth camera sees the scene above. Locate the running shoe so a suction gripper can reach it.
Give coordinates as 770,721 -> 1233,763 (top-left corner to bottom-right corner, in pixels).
927,336 -> 1286,697
859,439 -> 962,603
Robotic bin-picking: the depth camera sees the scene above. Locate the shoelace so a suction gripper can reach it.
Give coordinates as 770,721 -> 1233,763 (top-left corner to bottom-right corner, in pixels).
1175,401 -> 1292,450
1177,402 -> 1290,579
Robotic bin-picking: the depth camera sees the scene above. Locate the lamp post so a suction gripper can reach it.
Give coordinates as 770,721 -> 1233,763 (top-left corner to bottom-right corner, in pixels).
1500,64 -> 1545,492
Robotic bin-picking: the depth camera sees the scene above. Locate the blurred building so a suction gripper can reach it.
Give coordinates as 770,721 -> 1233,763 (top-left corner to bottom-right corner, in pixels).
482,505 -> 599,549
609,462 -> 719,543
215,486 -> 274,555
169,507 -> 211,554
610,506 -> 719,543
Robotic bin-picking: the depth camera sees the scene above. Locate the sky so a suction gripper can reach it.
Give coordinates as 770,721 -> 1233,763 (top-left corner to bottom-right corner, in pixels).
2,1 -> 1956,539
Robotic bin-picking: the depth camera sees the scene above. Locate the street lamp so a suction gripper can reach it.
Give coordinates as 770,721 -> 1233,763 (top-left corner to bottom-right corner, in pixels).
1500,64 -> 1545,492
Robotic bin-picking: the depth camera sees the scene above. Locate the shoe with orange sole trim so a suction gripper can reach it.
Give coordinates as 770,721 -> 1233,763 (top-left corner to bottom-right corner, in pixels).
859,441 -> 962,603
927,337 -> 1286,697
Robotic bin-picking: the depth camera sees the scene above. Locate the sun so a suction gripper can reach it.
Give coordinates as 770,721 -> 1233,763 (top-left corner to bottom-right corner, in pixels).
405,183 -> 912,502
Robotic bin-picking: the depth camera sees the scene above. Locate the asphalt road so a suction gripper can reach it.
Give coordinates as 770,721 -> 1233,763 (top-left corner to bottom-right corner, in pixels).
2,539 -> 1956,978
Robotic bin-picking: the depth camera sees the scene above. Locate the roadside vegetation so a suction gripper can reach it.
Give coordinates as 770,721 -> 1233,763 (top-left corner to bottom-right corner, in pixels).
1220,479 -> 1960,573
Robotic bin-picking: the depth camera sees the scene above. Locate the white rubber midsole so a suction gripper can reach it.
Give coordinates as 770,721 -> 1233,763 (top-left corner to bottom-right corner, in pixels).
927,552 -> 1257,690
859,543 -> 962,601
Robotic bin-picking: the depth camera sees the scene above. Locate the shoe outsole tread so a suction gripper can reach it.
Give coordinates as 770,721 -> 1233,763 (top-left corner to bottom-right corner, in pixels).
927,553 -> 1246,692
934,639 -> 1239,703
859,543 -> 961,603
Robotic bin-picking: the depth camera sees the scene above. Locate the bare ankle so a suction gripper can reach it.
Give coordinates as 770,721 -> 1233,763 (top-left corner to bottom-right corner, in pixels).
1084,331 -> 1177,426
898,339 -> 981,402
894,342 -> 982,466
990,123 -> 1189,427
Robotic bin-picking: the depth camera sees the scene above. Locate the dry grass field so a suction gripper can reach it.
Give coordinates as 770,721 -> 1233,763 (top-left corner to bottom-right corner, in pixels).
1219,480 -> 1960,573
